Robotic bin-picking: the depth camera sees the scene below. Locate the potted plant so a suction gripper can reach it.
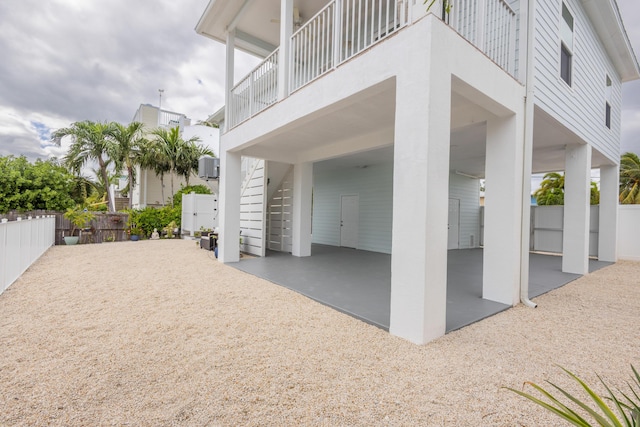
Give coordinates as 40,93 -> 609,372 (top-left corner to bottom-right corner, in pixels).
63,206 -> 95,245
129,226 -> 143,241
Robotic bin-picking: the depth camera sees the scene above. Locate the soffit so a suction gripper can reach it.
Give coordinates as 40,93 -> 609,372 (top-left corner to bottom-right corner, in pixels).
581,0 -> 640,82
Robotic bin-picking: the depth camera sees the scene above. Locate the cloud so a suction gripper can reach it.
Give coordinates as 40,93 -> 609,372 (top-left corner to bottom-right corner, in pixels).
0,0 -> 255,161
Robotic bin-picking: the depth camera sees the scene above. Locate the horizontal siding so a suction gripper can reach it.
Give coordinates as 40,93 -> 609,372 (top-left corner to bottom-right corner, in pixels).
313,162 -> 394,254
534,0 -> 622,163
448,173 -> 481,248
240,160 -> 265,256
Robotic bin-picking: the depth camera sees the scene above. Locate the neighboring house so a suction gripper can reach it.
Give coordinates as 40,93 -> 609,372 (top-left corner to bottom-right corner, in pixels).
196,0 -> 639,344
129,104 -> 218,208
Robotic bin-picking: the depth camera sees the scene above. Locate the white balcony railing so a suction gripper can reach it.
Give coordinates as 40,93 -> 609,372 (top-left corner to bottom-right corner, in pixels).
228,49 -> 279,129
159,110 -> 186,129
291,0 -> 409,92
448,0 -> 517,74
226,0 -> 517,131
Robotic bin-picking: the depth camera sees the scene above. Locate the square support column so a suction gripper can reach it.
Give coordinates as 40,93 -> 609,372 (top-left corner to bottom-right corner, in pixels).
292,162 -> 313,257
562,144 -> 591,274
218,149 -> 242,263
598,164 -> 619,262
224,30 -> 235,133
483,115 -> 524,306
278,0 -> 293,100
389,66 -> 450,345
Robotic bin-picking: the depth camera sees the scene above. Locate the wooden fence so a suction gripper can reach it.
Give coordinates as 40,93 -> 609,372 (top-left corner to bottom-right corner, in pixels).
1,211 -> 130,245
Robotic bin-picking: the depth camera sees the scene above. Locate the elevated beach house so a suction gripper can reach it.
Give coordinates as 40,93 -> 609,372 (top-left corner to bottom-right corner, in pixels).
195,0 -> 639,344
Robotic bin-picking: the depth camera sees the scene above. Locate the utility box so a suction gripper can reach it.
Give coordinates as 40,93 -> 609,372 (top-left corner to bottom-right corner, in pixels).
181,193 -> 218,236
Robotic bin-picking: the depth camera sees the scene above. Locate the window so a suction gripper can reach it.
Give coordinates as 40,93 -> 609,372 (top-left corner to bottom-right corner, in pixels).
560,3 -> 574,86
605,75 -> 612,129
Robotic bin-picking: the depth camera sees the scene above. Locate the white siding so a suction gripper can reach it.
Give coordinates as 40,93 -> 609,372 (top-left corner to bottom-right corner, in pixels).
448,173 -> 481,249
240,159 -> 266,256
313,162 -> 394,254
266,167 -> 294,253
533,0 -> 622,162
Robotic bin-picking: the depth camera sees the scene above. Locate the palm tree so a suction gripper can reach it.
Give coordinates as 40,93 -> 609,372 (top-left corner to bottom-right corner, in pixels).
52,121 -> 117,212
175,141 -> 214,187
138,138 -> 171,207
150,127 -> 203,205
111,122 -> 146,210
534,172 -> 565,205
620,152 -> 640,204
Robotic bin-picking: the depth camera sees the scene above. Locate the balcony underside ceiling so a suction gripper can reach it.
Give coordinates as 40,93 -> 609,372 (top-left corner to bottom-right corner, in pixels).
197,0 -> 328,57
236,82 -> 611,180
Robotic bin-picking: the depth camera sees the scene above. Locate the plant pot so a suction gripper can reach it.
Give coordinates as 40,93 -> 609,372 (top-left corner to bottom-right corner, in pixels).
64,236 -> 79,245
130,235 -> 140,241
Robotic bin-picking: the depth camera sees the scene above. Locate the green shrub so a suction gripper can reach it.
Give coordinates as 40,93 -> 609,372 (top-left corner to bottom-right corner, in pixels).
172,185 -> 211,206
127,206 -> 181,237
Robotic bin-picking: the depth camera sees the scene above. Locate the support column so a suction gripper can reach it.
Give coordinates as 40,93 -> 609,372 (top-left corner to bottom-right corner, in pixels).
292,162 -> 313,257
389,63 -> 450,345
225,30 -> 236,133
278,0 -> 293,100
218,149 -> 242,263
562,144 -> 591,274
598,164 -> 618,262
483,115 -> 524,305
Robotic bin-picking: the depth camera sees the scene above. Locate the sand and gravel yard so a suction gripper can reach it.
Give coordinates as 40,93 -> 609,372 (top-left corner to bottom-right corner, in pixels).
0,238 -> 639,426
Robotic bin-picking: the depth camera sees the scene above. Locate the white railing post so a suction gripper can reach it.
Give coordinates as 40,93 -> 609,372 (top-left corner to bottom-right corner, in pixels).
476,0 -> 487,51
334,0 -> 342,67
278,0 -> 293,100
509,10 -> 517,75
225,29 -> 236,132
249,73 -> 255,117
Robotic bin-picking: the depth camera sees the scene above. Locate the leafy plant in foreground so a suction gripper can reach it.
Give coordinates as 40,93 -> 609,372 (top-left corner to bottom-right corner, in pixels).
506,365 -> 640,426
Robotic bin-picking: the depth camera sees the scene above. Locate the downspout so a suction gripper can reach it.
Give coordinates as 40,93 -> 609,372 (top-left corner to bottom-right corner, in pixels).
520,0 -> 537,308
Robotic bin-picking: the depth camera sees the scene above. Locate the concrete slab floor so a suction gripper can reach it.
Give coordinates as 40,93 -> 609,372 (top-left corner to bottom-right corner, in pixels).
229,245 -> 612,334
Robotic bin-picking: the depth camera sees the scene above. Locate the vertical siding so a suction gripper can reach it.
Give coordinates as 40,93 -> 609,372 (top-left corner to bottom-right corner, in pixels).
448,173 -> 481,248
312,162 -> 394,254
533,0 -> 622,162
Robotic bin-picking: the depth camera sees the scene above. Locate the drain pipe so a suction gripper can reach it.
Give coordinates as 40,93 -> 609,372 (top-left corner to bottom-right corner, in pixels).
520,0 -> 537,308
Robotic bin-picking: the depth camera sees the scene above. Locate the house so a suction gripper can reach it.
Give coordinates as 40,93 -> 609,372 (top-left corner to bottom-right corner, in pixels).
196,0 -> 639,344
129,104 -> 219,208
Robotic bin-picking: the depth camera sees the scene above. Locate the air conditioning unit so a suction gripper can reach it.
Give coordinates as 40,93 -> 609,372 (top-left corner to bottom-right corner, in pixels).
198,156 -> 219,180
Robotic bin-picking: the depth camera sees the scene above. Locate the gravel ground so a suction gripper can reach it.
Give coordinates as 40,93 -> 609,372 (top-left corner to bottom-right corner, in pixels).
0,239 -> 638,426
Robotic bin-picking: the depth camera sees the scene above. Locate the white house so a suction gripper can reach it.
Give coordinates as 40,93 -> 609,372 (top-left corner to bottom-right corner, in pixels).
129,103 -> 219,208
195,0 -> 639,344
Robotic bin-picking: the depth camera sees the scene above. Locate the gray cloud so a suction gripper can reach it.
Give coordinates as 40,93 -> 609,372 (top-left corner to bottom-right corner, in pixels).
0,0 -> 638,162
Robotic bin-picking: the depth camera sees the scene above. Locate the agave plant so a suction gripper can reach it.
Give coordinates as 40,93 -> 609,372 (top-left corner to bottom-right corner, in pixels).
506,366 -> 640,426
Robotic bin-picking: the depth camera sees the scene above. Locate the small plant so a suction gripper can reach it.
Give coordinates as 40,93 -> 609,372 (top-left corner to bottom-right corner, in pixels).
425,0 -> 452,14
506,365 -> 640,426
64,206 -> 95,237
163,221 -> 178,239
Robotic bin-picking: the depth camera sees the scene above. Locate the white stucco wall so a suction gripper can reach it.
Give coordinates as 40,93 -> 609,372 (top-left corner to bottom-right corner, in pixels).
618,205 -> 640,261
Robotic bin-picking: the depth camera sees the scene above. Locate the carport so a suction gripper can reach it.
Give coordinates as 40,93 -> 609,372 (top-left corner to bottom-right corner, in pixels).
231,245 -> 612,332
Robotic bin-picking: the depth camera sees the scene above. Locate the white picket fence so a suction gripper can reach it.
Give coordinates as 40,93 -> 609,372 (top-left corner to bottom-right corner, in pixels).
0,216 -> 56,294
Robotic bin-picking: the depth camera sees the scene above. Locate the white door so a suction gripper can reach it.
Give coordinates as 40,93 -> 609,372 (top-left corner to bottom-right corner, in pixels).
448,198 -> 460,250
340,195 -> 359,248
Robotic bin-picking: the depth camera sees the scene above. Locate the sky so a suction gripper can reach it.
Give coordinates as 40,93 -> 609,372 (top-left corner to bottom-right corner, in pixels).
0,0 -> 639,164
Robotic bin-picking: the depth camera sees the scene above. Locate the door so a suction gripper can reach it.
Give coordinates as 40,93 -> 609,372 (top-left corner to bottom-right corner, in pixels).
448,198 -> 460,250
340,195 -> 359,248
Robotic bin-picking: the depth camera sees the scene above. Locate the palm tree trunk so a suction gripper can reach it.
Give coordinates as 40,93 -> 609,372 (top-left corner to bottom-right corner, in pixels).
170,173 -> 175,207
160,174 -> 166,207
127,166 -> 134,210
98,157 -> 114,213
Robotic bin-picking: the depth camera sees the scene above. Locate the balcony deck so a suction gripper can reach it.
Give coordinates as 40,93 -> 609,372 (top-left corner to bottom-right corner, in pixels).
226,0 -> 518,131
